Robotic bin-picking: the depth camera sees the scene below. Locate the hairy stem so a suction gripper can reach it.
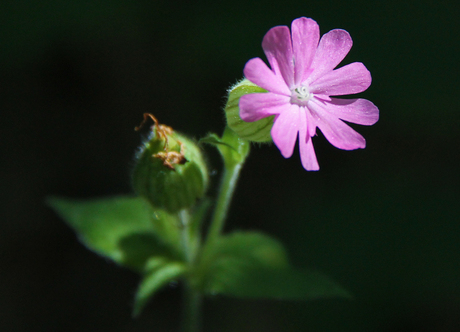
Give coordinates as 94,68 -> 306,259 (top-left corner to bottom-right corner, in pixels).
179,209 -> 202,332
205,161 -> 243,247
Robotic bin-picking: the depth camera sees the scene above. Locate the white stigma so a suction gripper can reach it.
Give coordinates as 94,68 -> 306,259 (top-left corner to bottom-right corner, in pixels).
291,85 -> 312,105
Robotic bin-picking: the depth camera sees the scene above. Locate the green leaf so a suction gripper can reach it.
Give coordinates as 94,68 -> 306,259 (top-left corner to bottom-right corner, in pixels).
199,232 -> 350,300
199,134 -> 236,151
219,127 -> 250,165
203,232 -> 289,268
47,196 -> 182,272
207,266 -> 350,300
133,258 -> 187,317
200,127 -> 250,168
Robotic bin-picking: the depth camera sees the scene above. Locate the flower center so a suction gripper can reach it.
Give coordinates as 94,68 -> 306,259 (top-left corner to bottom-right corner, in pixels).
291,85 -> 312,106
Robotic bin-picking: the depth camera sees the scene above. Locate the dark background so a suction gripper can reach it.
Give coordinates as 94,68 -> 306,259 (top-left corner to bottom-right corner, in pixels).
1,0 -> 459,331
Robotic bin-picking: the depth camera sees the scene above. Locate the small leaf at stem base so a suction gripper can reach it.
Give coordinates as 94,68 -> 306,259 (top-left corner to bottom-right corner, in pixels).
133,259 -> 187,317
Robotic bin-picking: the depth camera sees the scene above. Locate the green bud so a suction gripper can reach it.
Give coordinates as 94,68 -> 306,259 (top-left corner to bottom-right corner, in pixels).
224,79 -> 274,142
132,115 -> 209,213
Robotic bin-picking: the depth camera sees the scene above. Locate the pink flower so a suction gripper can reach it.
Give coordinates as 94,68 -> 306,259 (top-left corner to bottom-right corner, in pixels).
239,17 -> 379,170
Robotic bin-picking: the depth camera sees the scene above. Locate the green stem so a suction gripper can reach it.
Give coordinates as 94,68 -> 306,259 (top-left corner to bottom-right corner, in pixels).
181,280 -> 202,332
205,161 -> 243,247
180,164 -> 243,332
178,209 -> 201,332
179,209 -> 194,263
180,129 -> 248,331
180,163 -> 244,332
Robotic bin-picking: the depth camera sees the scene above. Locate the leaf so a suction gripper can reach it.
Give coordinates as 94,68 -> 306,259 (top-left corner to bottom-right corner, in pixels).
200,127 -> 250,168
202,232 -> 289,268
198,231 -> 350,300
132,258 -> 187,317
47,196 -> 182,272
207,265 -> 350,300
219,127 -> 250,165
199,134 -> 236,151
198,232 -> 288,292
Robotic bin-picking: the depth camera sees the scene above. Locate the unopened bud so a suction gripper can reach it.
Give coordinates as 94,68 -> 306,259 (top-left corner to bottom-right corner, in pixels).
224,79 -> 274,142
132,114 -> 209,213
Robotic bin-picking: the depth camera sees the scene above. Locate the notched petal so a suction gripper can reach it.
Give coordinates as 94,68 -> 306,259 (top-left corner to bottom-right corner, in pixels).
291,17 -> 320,86
262,25 -> 295,88
307,29 -> 353,84
271,105 -> 300,158
300,137 -> 319,171
244,58 -> 290,95
309,101 -> 366,150
324,98 -> 379,125
298,107 -> 319,171
309,62 -> 372,96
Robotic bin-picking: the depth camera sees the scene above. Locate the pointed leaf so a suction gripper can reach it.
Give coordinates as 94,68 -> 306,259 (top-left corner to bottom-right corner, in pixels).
198,232 -> 288,291
47,196 -> 182,271
219,127 -> 250,166
202,231 -> 289,268
133,258 -> 187,317
200,128 -> 250,168
207,265 -> 350,300
199,231 -> 350,300
199,134 -> 236,151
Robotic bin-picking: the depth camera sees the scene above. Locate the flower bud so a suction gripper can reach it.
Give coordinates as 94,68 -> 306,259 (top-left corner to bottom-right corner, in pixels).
224,79 -> 274,142
132,115 -> 209,213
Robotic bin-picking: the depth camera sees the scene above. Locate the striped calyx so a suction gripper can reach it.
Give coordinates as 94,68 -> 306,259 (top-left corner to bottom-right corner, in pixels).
224,79 -> 274,142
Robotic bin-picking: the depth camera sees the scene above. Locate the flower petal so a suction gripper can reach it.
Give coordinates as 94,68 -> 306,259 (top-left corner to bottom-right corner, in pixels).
243,58 -> 291,95
306,29 -> 352,84
323,98 -> 379,125
239,92 -> 291,122
291,17 -> 320,86
309,62 -> 372,96
298,107 -> 319,170
305,105 -> 317,137
309,100 -> 366,150
271,104 -> 300,158
300,136 -> 319,171
262,25 -> 295,88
